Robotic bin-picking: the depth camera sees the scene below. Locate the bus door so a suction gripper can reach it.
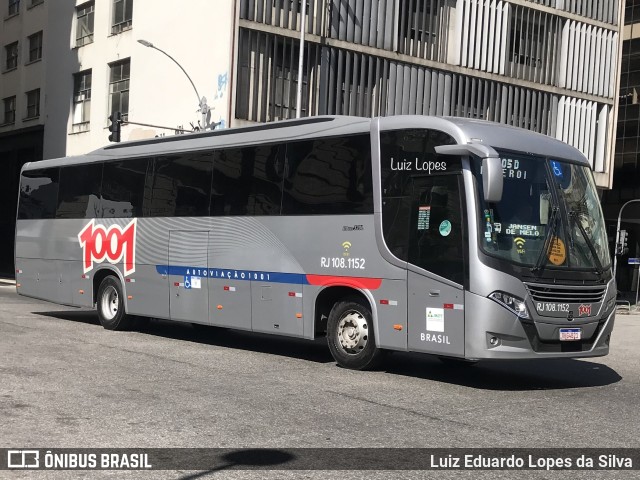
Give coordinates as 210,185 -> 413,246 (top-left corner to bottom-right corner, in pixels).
406,175 -> 466,357
168,231 -> 210,324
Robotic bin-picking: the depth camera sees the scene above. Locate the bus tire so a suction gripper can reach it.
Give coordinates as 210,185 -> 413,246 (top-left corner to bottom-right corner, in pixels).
327,300 -> 383,370
96,276 -> 132,331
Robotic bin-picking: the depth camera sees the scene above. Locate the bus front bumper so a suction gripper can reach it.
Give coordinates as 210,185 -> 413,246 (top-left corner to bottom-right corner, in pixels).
464,292 -> 614,360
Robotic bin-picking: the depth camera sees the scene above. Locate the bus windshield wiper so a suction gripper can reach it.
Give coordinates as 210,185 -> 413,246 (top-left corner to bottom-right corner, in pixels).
531,205 -> 559,274
569,210 -> 603,276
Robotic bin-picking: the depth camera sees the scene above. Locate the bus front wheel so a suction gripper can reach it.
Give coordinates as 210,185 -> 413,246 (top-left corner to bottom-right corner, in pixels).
327,300 -> 383,370
96,276 -> 132,331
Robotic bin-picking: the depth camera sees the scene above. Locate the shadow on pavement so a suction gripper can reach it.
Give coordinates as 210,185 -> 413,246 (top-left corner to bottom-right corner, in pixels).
33,310 -> 334,365
34,310 -> 622,391
34,309 -> 100,326
175,449 -> 295,479
383,351 -> 622,391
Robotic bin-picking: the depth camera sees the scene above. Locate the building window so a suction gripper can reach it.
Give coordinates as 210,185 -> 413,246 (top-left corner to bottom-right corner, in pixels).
25,88 -> 40,118
76,2 -> 94,47
30,0 -> 44,7
5,42 -> 18,71
28,31 -> 42,63
112,0 -> 132,35
109,59 -> 129,120
73,70 -> 92,125
2,96 -> 16,124
8,0 -> 19,16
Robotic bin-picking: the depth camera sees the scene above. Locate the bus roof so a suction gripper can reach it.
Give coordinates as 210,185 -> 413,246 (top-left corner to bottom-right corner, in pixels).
23,115 -> 589,171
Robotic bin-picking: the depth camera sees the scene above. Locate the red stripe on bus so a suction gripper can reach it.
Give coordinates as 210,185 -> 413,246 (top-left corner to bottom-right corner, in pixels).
305,275 -> 382,290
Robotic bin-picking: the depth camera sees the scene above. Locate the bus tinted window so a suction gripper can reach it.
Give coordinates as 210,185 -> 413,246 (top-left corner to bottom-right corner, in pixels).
211,145 -> 283,216
282,135 -> 373,215
18,168 -> 60,220
380,129 -> 458,262
56,164 -> 103,219
211,148 -> 246,215
246,145 -> 284,215
148,154 -> 214,217
380,129 -> 458,197
101,159 -> 149,218
408,175 -> 465,284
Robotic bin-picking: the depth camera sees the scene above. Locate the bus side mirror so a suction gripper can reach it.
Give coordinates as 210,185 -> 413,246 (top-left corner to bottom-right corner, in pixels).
434,143 -> 503,203
483,156 -> 503,203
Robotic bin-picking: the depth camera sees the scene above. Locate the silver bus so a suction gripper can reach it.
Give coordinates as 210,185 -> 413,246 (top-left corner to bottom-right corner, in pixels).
15,115 -> 615,369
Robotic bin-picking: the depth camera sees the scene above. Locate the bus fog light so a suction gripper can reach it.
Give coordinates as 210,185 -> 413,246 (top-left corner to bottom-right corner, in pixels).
488,291 -> 530,319
489,336 -> 499,346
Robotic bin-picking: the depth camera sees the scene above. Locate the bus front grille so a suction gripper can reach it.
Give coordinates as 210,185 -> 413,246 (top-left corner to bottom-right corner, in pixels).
524,283 -> 607,304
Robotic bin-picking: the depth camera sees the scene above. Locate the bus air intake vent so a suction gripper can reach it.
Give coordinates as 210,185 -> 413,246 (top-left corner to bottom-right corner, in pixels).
524,283 -> 607,303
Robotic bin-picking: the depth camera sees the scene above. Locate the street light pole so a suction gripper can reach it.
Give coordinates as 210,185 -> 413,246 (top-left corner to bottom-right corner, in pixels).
137,39 -> 208,129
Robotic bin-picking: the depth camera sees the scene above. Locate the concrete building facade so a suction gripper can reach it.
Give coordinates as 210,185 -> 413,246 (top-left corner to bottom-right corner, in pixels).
602,0 -> 640,294
1,0 -> 48,274
44,0 -> 234,158
233,0 -> 624,189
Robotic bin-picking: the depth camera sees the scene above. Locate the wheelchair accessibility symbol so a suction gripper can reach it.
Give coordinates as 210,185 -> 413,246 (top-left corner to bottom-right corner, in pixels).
183,275 -> 192,290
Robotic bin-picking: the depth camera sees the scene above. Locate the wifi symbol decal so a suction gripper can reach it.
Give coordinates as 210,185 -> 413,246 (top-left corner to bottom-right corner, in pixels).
342,241 -> 352,256
514,237 -> 526,254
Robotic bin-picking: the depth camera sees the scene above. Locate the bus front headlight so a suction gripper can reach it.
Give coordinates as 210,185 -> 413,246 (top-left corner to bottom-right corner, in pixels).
489,291 -> 530,319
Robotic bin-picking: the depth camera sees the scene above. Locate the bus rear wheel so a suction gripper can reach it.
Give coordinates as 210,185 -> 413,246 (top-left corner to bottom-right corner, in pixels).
97,276 -> 132,331
327,300 -> 383,370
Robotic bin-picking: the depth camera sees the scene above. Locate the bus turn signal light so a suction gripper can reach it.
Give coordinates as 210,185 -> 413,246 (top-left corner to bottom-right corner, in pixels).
393,324 -> 403,331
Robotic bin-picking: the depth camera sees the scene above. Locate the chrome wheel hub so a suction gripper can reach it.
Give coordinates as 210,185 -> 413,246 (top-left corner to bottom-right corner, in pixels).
337,311 -> 368,354
101,286 -> 119,320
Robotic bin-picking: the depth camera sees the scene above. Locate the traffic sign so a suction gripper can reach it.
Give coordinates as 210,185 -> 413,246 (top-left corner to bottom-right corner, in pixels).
628,258 -> 640,265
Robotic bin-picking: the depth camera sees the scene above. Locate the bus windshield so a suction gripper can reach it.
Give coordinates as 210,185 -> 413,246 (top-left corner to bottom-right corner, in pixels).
476,151 -> 610,272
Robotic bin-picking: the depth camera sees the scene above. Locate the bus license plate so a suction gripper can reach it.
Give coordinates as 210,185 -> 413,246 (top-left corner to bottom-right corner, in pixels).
559,328 -> 581,341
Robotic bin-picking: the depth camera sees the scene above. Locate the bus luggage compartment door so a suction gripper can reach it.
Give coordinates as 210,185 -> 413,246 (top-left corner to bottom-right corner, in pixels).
168,231 -> 210,324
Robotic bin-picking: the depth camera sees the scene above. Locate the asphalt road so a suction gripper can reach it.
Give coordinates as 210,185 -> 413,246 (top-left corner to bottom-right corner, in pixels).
1,282 -> 639,479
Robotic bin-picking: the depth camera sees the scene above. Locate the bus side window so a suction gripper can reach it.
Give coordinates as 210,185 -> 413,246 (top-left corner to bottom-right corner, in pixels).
146,153 -> 214,217
381,196 -> 411,261
282,135 -> 372,215
101,158 -> 149,218
56,164 -> 103,219
211,148 -> 247,215
18,168 -> 60,220
211,145 -> 283,216
245,144 -> 284,216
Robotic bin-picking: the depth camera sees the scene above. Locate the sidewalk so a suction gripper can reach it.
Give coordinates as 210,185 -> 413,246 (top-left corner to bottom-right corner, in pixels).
615,305 -> 640,317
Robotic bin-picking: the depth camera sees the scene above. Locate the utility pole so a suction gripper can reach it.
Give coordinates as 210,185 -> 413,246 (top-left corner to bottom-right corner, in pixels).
613,199 -> 640,279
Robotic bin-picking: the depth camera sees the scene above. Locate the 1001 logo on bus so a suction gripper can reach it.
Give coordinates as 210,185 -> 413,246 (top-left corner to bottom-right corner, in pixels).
78,219 -> 137,276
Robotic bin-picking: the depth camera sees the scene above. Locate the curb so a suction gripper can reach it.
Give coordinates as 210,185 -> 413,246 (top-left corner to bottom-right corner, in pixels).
0,278 -> 16,286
